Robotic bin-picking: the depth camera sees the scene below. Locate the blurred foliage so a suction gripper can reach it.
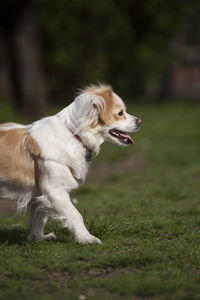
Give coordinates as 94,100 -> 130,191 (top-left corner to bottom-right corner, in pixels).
37,0 -> 200,101
0,0 -> 200,104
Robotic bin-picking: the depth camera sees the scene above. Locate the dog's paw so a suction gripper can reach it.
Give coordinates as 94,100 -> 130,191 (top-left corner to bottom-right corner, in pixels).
27,232 -> 57,242
43,232 -> 57,240
76,233 -> 102,245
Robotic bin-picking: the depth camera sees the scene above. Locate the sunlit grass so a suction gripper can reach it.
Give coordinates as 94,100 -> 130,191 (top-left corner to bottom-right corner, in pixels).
0,102 -> 200,299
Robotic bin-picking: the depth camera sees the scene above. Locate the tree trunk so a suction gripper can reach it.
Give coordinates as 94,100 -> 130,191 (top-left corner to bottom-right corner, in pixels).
6,0 -> 48,119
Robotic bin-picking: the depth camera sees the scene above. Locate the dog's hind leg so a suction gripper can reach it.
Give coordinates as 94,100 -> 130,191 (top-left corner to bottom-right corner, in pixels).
27,196 -> 57,242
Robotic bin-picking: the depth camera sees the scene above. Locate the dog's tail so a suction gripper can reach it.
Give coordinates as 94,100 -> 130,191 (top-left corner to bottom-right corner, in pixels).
0,179 -> 33,213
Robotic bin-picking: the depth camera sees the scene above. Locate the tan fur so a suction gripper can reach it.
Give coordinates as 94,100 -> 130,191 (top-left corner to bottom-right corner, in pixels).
85,84 -> 112,95
0,122 -> 16,128
0,127 -> 42,187
113,115 -> 124,121
113,106 -> 126,121
86,85 -> 114,124
96,87 -> 114,122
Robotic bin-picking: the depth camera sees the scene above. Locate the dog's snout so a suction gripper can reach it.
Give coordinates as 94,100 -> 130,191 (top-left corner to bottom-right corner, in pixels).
136,118 -> 142,125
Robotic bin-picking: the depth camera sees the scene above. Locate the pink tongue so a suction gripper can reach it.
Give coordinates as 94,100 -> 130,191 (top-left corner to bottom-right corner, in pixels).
119,133 -> 134,145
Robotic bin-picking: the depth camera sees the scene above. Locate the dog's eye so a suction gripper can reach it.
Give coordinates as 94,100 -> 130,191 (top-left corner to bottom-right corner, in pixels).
118,110 -> 123,116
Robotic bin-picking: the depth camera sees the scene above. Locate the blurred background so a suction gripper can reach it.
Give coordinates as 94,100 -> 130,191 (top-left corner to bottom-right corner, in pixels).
0,0 -> 200,118
0,3 -> 200,296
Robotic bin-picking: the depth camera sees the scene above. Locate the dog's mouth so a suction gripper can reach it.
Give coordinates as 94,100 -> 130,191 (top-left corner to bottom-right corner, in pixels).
109,129 -> 134,145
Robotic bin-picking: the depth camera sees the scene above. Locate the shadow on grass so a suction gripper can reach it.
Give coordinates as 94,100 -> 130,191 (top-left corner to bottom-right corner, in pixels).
0,216 -> 113,246
0,227 -> 28,245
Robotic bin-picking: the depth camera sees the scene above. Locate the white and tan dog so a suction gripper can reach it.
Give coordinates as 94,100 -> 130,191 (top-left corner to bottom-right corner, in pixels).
0,85 -> 141,244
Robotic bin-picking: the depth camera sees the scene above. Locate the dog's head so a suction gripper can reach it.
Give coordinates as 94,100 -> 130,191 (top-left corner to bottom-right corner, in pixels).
66,85 -> 141,151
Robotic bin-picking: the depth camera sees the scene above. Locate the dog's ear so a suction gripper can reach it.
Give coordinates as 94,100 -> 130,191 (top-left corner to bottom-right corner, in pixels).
82,85 -> 113,126
92,89 -> 113,124
74,85 -> 113,130
91,97 -> 106,127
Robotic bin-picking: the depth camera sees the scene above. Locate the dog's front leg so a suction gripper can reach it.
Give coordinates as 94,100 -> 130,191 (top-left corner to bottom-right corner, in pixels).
45,189 -> 101,244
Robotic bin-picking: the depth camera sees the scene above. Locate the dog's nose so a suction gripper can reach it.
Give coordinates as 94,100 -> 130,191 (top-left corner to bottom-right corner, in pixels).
136,118 -> 142,125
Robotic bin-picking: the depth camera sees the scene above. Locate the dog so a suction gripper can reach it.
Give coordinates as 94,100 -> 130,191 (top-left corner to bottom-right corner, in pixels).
0,85 -> 142,244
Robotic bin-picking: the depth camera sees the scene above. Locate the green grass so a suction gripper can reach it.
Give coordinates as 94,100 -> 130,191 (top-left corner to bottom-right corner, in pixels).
0,102 -> 200,299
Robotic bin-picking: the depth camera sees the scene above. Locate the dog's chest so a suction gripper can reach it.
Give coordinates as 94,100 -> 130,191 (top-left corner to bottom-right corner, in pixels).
67,147 -> 91,182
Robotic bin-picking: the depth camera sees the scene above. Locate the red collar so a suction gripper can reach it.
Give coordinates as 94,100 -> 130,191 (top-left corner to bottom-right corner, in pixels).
69,129 -> 93,161
68,128 -> 83,144
67,129 -> 93,178
69,129 -> 83,144
73,133 -> 83,143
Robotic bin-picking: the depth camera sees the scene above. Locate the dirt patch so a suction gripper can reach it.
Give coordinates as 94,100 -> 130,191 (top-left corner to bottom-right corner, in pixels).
48,267 -> 136,287
48,271 -> 72,286
82,266 -> 136,278
87,154 -> 146,183
0,199 -> 16,215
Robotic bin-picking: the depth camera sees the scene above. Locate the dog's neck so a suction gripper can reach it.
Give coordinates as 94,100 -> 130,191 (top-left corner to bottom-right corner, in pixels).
70,128 -> 104,155
68,129 -> 93,162
57,106 -> 104,154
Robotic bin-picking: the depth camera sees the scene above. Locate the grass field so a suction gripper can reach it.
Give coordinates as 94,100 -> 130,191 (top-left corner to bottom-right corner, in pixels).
0,102 -> 200,299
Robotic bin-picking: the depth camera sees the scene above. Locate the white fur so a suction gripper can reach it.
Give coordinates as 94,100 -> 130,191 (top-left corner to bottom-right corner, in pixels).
0,87 -> 141,244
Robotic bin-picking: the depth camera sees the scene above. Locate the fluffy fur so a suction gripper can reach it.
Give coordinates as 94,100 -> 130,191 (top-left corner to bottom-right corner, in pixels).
0,85 -> 141,244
